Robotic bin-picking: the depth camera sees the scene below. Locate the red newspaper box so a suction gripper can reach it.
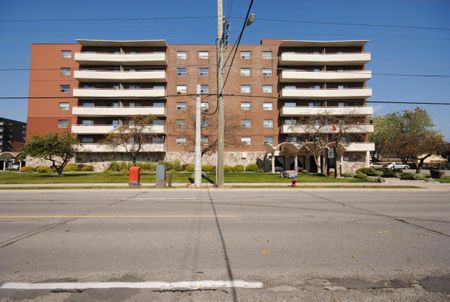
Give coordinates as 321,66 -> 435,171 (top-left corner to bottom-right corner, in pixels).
128,166 -> 140,187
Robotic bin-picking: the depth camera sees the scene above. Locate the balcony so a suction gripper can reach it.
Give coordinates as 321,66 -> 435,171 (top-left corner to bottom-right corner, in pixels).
281,87 -> 372,99
73,88 -> 165,98
72,106 -> 166,117
281,124 -> 374,134
77,143 -> 165,153
71,125 -> 165,134
74,70 -> 166,82
74,52 -> 166,65
280,70 -> 371,82
281,106 -> 373,116
279,52 -> 370,65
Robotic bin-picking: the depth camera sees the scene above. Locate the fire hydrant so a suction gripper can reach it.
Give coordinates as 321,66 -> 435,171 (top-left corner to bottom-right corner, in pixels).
290,175 -> 297,187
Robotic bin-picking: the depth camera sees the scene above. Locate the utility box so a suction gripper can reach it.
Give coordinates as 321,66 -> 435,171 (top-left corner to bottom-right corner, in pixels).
156,164 -> 166,188
128,166 -> 141,187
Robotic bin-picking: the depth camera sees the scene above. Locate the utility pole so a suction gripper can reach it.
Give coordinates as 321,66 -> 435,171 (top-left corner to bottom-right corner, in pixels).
216,0 -> 225,188
194,85 -> 202,188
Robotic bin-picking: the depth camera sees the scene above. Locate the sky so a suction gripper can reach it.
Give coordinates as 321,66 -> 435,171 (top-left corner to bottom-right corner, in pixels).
0,0 -> 449,139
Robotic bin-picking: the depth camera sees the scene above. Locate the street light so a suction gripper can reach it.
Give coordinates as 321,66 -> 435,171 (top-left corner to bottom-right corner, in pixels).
246,13 -> 256,26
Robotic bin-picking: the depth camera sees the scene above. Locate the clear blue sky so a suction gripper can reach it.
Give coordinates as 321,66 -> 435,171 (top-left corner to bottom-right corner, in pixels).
1,0 -> 449,139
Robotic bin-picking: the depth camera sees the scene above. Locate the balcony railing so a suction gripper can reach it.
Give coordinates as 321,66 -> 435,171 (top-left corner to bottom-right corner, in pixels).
281,106 -> 373,116
281,124 -> 374,134
74,52 -> 166,65
71,124 -> 165,134
74,70 -> 166,82
279,52 -> 371,65
73,88 -> 165,98
281,87 -> 372,99
280,70 -> 371,82
77,143 -> 165,152
72,106 -> 166,116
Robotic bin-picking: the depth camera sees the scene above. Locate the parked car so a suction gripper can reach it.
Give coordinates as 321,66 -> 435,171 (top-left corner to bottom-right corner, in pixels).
369,163 -> 383,169
383,162 -> 409,170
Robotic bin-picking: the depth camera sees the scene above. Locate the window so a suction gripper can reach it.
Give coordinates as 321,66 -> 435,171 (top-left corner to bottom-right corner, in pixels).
241,137 -> 252,145
59,102 -> 69,110
313,85 -> 321,90
153,102 -> 164,108
82,101 -> 95,107
338,85 -> 345,90
81,120 -> 94,126
58,119 -> 69,128
176,51 -> 187,59
153,119 -> 164,125
263,119 -> 274,128
201,119 -> 209,128
241,85 -> 251,93
285,119 -> 297,126
263,85 -> 273,93
240,68 -> 251,77
175,119 -> 186,128
199,67 -> 209,76
61,50 -> 72,58
112,101 -> 121,107
200,85 -> 209,94
112,120 -> 120,128
338,101 -> 347,107
309,102 -> 321,107
284,85 -> 296,90
153,136 -> 164,143
240,51 -> 251,59
81,137 -> 94,143
129,84 -> 141,90
201,136 -> 209,145
262,68 -> 272,76
241,102 -> 251,110
60,84 -> 70,93
60,67 -> 71,76
264,136 -> 274,144
176,67 -> 187,76
201,102 -> 209,111
262,51 -> 272,59
241,119 -> 251,128
176,85 -> 187,94
198,51 -> 209,59
176,102 -> 186,110
176,137 -> 186,145
263,102 -> 273,111
285,102 -> 296,107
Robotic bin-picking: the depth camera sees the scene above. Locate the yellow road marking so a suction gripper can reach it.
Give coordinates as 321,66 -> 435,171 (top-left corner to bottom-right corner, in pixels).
0,214 -> 239,219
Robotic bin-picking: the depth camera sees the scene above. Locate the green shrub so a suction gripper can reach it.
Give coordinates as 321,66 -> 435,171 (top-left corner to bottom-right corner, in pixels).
36,166 -> 53,173
400,172 -> 415,180
172,160 -> 182,172
232,164 -> 245,172
184,164 -> 195,172
356,167 -> 383,176
223,165 -> 233,173
381,169 -> 396,178
430,169 -> 445,179
412,173 -> 426,180
366,176 -> 385,183
202,164 -> 215,172
20,166 -> 35,173
245,163 -> 260,172
137,162 -> 157,172
80,165 -> 94,172
63,164 -> 80,172
341,173 -> 354,178
354,172 -> 368,180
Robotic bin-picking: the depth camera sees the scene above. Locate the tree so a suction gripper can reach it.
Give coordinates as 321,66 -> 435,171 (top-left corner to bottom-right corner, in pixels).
24,133 -> 78,176
102,115 -> 158,166
370,107 -> 444,173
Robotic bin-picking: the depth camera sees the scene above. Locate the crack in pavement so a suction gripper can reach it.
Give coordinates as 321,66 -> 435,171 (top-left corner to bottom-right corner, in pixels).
304,192 -> 450,238
0,191 -> 146,249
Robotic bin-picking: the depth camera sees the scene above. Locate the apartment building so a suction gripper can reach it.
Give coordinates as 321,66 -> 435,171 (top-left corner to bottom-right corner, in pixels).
27,38 -> 374,172
0,117 -> 26,152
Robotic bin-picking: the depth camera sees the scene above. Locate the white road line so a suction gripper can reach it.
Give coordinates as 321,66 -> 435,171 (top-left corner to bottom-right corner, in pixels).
131,197 -> 197,200
0,280 -> 263,290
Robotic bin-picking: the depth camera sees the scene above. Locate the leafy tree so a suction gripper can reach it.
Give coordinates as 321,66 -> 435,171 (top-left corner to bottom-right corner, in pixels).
370,107 -> 444,173
102,115 -> 158,166
24,133 -> 78,176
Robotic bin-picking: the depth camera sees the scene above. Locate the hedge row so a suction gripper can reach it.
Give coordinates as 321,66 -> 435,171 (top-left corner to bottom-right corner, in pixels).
20,164 -> 94,173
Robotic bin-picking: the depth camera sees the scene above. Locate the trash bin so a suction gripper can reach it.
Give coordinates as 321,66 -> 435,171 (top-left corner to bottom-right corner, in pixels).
128,166 -> 141,187
290,175 -> 297,187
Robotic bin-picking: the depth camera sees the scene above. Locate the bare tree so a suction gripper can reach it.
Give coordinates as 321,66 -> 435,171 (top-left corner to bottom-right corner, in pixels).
102,115 -> 158,166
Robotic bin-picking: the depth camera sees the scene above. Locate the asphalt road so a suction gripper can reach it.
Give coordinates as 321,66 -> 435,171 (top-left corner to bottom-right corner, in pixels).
0,189 -> 449,301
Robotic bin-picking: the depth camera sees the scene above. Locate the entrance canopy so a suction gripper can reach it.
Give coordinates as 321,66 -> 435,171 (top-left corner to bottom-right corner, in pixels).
264,142 -> 347,156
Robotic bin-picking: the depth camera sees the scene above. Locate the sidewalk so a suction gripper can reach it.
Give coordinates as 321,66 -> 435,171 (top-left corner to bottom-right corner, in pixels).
0,178 -> 448,190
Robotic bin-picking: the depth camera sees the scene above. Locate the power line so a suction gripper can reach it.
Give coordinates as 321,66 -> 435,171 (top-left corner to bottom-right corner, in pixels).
255,17 -> 450,32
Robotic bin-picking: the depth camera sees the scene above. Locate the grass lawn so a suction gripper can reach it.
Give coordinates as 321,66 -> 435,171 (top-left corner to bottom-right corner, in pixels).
437,176 -> 450,183
0,171 -> 363,184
